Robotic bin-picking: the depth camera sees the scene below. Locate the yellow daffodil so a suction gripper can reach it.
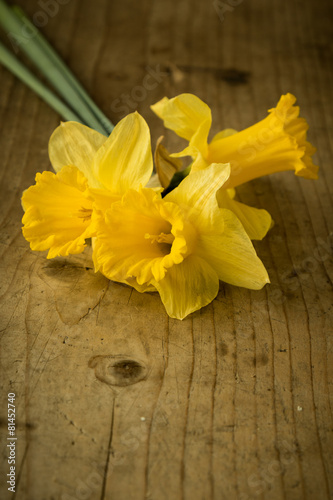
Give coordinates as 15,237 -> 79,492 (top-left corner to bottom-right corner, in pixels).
151,92 -> 318,187
22,112 -> 153,258
151,93 -> 318,240
22,165 -> 95,258
92,163 -> 269,320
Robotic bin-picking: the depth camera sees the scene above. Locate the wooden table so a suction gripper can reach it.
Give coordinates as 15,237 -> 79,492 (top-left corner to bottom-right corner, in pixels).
0,0 -> 332,498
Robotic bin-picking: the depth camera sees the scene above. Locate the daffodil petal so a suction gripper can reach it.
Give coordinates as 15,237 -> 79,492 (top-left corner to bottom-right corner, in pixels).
93,112 -> 153,194
151,93 -> 212,142
48,121 -> 106,188
196,208 -> 270,289
217,189 -> 273,240
151,255 -> 219,320
165,162 -> 230,231
122,278 -> 156,293
89,188 -> 120,212
170,117 -> 212,161
22,166 -> 94,258
211,128 -> 238,142
189,152 -> 210,171
170,118 -> 212,164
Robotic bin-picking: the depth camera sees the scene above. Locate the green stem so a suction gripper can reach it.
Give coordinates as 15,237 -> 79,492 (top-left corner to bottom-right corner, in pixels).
12,5 -> 114,134
0,41 -> 83,123
0,0 -> 109,135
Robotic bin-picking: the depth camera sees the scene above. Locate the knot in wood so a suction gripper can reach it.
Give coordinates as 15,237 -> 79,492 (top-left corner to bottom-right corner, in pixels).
89,355 -> 148,387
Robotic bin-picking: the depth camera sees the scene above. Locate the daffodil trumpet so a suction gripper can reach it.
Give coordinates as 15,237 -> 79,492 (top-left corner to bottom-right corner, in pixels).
151,92 -> 318,189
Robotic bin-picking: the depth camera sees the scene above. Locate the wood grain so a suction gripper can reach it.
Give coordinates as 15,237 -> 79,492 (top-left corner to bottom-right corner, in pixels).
0,0 -> 332,499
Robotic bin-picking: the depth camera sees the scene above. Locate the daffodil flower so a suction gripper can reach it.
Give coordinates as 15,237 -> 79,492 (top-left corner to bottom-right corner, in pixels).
92,163 -> 269,320
22,112 -> 153,258
151,92 -> 318,184
151,92 -> 318,239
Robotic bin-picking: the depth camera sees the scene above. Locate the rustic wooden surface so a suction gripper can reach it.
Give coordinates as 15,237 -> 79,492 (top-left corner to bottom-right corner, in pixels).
0,0 -> 332,499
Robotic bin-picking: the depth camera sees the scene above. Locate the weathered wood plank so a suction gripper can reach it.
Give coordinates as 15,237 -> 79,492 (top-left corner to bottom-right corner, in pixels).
0,0 -> 332,499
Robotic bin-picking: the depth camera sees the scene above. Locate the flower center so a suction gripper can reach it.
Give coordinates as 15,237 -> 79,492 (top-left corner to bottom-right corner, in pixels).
77,207 -> 93,222
144,232 -> 175,245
